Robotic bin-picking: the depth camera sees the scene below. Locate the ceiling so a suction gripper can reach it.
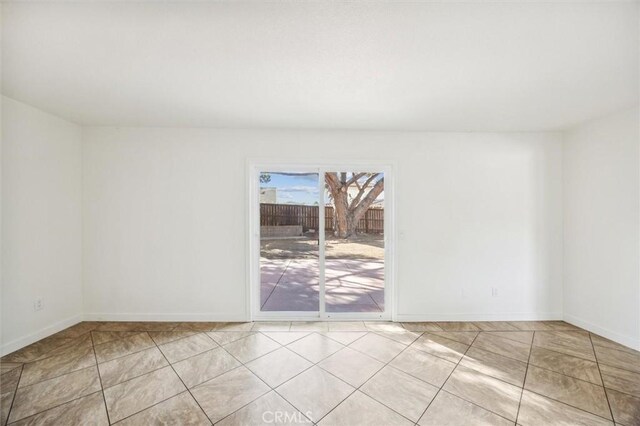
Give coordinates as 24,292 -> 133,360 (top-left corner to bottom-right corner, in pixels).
2,1 -> 638,131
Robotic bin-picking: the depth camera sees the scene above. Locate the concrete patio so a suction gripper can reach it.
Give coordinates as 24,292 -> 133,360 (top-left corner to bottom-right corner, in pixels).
260,258 -> 384,312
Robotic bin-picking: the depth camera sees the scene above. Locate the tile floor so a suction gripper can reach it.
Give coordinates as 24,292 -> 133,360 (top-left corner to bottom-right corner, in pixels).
1,321 -> 639,425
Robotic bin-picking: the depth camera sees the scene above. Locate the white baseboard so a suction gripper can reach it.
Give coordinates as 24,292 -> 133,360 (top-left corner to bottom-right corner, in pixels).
1,314 -> 83,357
564,313 -> 640,351
83,312 -> 250,322
395,312 -> 563,322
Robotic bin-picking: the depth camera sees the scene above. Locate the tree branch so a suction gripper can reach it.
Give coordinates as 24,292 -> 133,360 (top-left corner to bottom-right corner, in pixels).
350,173 -> 380,209
345,172 -> 367,188
352,177 -> 384,220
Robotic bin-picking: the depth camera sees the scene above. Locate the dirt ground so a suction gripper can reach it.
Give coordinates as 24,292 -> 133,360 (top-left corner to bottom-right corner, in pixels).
260,233 -> 384,260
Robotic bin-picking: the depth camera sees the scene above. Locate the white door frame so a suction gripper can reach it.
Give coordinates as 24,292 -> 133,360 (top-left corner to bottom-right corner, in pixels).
247,159 -> 396,322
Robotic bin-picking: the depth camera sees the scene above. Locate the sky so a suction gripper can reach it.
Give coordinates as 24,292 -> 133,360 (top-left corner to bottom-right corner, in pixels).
260,172 -> 319,205
260,172 -> 384,206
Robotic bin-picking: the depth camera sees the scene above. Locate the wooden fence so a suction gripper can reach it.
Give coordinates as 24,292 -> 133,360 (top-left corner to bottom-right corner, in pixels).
260,203 -> 384,234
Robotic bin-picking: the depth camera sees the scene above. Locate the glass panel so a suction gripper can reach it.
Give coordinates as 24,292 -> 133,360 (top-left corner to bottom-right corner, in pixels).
324,172 -> 385,313
259,171 -> 320,312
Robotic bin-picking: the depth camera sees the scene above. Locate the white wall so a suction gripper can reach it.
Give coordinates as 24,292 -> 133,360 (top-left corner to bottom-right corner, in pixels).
1,97 -> 83,355
563,107 -> 640,350
82,128 -> 563,322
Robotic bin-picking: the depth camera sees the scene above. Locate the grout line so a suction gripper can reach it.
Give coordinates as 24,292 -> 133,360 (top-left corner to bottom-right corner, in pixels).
398,326 -> 445,333
201,330 -> 364,424
291,333 -> 391,424
0,364 -> 22,376
593,356 -> 640,374
455,333 -> 619,423
434,324 -> 482,333
14,358 -> 96,391
5,391 -> 105,426
261,331 -> 313,346
93,330 -> 146,344
591,338 -> 640,356
465,333 -> 534,364
173,350 -> 241,390
278,330 -> 455,425
94,331 -> 208,423
589,333 -> 616,423
220,360 -> 311,424
434,388 -> 516,424
6,333 -> 92,367
524,360 -> 609,387
519,388 -> 616,423
329,334 -> 429,424
514,330 -> 535,424
418,331 -> 476,346
369,330 -> 423,346
448,389 -> 520,424
158,333 -> 276,382
465,330 -> 529,343
148,331 -> 198,347
91,330 -> 146,347
207,332 -> 259,347
99,362 -> 169,392
277,332 -> 347,365
212,336 -> 316,424
250,323 -> 294,332
324,328 -> 546,414
472,323 -> 521,332
420,332 -> 621,420
6,352 -> 106,423
151,338 -> 214,425
589,358 -> 640,378
95,344 -> 156,365
406,333 -> 533,424
4,364 -> 24,426
9,364 -> 97,392
526,340 -> 596,362
413,331 -> 483,424
109,391 -> 201,425
590,384 -> 639,401
5,321 -> 636,425
89,331 -> 112,425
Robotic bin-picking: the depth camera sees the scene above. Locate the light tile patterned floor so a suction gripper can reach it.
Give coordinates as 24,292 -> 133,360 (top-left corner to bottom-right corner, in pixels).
1,321 -> 639,425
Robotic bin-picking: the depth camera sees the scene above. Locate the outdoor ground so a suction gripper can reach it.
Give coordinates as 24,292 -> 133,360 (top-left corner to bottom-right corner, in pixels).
260,234 -> 384,260
260,234 -> 384,312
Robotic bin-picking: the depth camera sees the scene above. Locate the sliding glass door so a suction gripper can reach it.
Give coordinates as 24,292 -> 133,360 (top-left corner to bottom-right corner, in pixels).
253,165 -> 390,320
324,172 -> 385,313
259,171 -> 320,312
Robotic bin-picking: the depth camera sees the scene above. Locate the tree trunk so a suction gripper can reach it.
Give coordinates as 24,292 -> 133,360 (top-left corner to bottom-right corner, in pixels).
325,172 -> 384,239
333,188 -> 351,238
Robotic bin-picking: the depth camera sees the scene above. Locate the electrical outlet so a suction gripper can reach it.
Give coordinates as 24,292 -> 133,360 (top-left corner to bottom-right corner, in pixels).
34,299 -> 43,311
491,287 -> 498,297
